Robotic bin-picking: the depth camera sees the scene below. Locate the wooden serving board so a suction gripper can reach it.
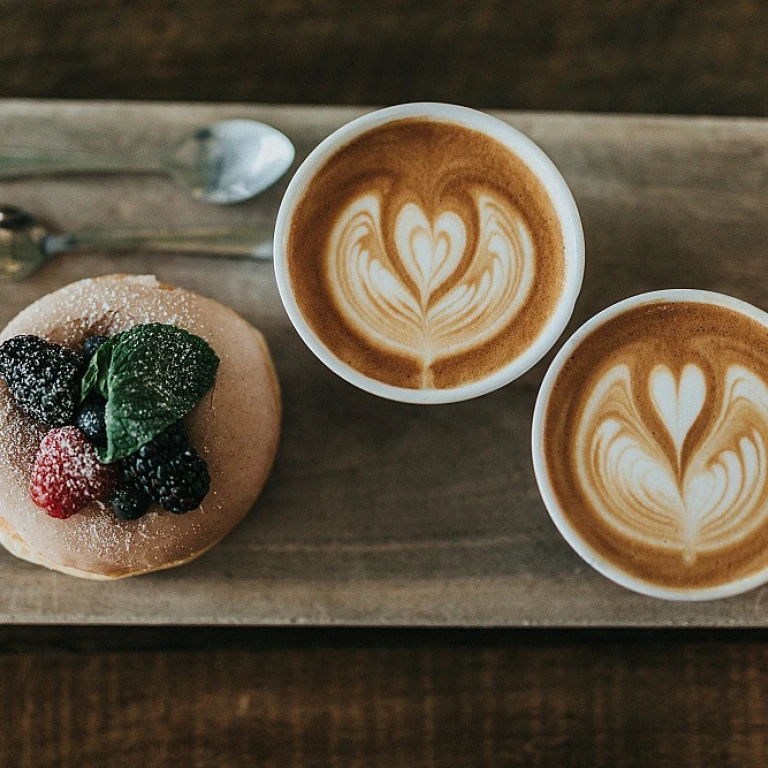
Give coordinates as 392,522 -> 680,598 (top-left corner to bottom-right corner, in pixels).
1,100 -> 768,626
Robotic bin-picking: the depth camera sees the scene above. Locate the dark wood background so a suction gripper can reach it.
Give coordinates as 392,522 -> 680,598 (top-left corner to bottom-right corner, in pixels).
2,1 -> 768,765
2,0 -> 767,116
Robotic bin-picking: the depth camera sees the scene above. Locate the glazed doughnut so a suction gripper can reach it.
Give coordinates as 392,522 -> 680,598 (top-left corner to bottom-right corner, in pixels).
0,274 -> 281,579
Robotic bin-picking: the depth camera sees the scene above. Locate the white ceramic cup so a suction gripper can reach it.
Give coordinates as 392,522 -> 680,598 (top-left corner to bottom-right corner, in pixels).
273,102 -> 585,404
532,289 -> 768,601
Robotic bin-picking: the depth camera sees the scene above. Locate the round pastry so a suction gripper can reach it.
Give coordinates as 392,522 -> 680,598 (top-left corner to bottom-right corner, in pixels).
0,274 -> 281,579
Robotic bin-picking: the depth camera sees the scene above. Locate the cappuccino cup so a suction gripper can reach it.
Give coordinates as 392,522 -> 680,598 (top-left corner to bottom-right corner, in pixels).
274,103 -> 584,404
533,290 -> 768,600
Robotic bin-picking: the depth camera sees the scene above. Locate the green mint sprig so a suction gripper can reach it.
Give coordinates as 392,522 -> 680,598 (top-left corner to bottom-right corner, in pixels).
81,324 -> 219,463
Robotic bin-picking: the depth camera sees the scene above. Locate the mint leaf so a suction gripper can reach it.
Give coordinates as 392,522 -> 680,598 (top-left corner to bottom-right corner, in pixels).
80,338 -> 116,402
88,324 -> 219,463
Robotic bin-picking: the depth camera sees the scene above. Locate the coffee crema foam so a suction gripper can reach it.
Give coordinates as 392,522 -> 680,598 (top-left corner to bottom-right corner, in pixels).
544,302 -> 768,590
287,118 -> 566,389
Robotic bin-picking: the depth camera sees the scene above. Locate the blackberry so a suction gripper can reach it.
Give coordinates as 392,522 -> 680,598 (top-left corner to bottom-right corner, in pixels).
0,335 -> 83,427
76,396 -> 108,446
108,482 -> 152,521
123,423 -> 210,514
82,335 -> 110,361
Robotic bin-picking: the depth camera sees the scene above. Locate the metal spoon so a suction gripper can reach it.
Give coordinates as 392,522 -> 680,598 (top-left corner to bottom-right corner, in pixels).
0,206 -> 274,280
0,120 -> 295,205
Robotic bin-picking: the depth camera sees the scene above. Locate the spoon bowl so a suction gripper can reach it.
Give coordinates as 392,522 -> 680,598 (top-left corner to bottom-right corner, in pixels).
0,207 -> 50,280
0,119 -> 296,205
170,120 -> 296,204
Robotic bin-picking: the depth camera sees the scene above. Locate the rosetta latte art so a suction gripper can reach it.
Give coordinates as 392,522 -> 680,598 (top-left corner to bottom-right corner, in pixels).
327,192 -> 534,387
576,363 -> 768,564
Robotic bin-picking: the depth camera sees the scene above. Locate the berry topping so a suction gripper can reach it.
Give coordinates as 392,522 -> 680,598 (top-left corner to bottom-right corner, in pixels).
123,423 -> 210,514
82,335 -> 110,361
108,482 -> 152,521
30,427 -> 120,519
76,397 -> 107,447
0,335 -> 83,427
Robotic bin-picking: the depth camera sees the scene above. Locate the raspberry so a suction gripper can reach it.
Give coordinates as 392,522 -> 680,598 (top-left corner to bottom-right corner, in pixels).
123,423 -> 210,514
108,482 -> 152,521
0,335 -> 83,427
30,427 -> 120,519
76,397 -> 107,446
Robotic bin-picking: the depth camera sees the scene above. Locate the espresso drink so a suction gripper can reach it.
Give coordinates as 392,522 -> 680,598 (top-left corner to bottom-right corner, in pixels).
544,301 -> 768,590
287,118 -> 566,390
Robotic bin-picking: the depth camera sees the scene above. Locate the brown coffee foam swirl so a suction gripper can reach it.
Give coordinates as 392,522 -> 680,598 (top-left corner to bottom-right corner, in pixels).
287,118 -> 565,390
544,302 -> 768,589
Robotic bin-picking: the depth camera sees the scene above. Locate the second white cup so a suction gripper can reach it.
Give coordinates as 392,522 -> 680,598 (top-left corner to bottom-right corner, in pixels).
532,289 -> 768,601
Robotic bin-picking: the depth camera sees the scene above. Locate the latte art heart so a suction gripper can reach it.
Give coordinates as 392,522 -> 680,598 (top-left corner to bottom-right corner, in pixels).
286,117 -> 567,391
327,192 -> 534,387
649,364 -> 706,459
540,300 -> 768,592
576,363 -> 768,564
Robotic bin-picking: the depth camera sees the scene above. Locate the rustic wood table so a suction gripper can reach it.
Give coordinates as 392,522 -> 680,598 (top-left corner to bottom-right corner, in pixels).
2,1 -> 768,765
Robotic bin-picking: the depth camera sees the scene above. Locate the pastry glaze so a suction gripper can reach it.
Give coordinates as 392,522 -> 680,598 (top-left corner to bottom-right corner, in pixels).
0,275 -> 281,579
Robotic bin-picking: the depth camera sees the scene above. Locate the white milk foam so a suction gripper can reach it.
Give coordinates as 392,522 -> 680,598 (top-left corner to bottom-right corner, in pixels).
575,362 -> 768,564
327,191 -> 534,387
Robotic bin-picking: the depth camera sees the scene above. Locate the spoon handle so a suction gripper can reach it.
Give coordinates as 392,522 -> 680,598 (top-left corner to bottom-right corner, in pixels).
42,225 -> 274,260
0,148 -> 159,177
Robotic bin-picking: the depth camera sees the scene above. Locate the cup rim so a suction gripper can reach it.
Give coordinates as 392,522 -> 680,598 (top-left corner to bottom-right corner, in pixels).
531,288 -> 768,601
273,102 -> 585,404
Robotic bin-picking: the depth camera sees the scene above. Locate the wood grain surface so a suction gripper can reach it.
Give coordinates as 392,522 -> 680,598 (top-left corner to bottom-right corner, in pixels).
1,101 -> 768,626
2,4 -> 768,765
0,626 -> 765,767
1,0 -> 767,116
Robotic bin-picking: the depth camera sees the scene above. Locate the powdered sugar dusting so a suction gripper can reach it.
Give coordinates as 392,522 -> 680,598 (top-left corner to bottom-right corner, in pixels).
0,274 -> 281,577
0,385 -> 46,496
30,427 -> 119,518
20,277 -> 203,352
